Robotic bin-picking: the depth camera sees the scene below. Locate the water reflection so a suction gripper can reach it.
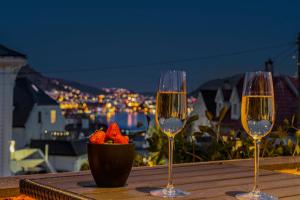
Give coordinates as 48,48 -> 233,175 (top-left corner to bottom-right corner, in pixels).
99,112 -> 152,130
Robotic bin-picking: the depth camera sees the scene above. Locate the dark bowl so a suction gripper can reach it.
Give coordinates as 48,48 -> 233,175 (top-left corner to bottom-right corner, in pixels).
87,143 -> 135,187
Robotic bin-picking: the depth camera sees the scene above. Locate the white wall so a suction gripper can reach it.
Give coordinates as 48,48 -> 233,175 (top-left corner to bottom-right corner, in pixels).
215,88 -> 224,117
229,87 -> 241,120
24,104 -> 65,145
190,92 -> 211,133
12,127 -> 25,149
49,154 -> 87,172
0,57 -> 25,176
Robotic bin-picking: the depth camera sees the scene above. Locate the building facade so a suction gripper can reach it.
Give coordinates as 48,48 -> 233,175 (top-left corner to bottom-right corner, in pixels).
0,44 -> 26,176
12,77 -> 66,149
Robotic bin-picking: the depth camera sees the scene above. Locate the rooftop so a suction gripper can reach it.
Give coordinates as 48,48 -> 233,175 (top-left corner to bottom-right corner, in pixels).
13,77 -> 58,128
0,44 -> 26,58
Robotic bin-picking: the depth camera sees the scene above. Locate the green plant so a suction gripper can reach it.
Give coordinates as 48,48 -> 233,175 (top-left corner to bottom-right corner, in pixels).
80,162 -> 90,171
145,114 -> 200,166
141,108 -> 300,166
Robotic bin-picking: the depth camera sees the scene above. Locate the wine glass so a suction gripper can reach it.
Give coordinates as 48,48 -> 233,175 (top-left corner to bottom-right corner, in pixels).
236,71 -> 277,200
150,70 -> 189,198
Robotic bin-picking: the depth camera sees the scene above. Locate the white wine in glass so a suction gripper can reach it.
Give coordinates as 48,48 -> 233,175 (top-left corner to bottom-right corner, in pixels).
241,95 -> 274,140
156,91 -> 187,138
150,70 -> 189,198
236,71 -> 277,200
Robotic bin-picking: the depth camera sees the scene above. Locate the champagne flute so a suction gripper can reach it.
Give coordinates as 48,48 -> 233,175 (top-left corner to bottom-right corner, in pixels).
236,71 -> 277,200
150,70 -> 189,198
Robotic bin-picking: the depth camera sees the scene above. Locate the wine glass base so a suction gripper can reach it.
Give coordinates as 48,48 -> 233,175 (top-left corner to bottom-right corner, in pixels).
236,191 -> 278,200
150,187 -> 190,198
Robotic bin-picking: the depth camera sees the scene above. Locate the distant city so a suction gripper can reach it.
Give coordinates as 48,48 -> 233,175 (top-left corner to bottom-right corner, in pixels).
0,43 -> 298,176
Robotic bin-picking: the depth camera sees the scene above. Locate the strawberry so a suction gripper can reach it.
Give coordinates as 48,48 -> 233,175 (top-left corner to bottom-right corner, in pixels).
105,122 -> 122,140
89,130 -> 106,144
114,134 -> 129,144
124,136 -> 129,144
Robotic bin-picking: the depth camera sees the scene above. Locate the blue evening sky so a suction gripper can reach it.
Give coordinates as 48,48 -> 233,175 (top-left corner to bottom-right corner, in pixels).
0,1 -> 299,92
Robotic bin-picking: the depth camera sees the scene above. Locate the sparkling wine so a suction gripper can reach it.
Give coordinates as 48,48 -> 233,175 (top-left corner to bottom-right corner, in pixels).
156,91 -> 187,137
241,95 -> 275,140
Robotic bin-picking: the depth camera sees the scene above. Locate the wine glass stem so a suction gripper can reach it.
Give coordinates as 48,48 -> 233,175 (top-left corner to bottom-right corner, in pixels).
253,139 -> 261,193
167,137 -> 174,189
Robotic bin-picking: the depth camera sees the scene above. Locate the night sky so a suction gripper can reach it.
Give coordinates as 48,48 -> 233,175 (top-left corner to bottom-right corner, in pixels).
1,1 -> 299,92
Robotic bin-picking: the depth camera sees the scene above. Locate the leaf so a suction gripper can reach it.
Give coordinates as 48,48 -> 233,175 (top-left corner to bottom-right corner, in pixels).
296,130 -> 300,138
186,115 -> 199,124
218,106 -> 228,122
235,140 -> 243,149
205,111 -> 213,121
199,126 -> 217,138
222,136 -> 228,143
148,161 -> 154,167
288,139 -> 294,149
276,146 -> 284,155
229,129 -> 235,137
295,145 -> 300,155
291,114 -> 295,126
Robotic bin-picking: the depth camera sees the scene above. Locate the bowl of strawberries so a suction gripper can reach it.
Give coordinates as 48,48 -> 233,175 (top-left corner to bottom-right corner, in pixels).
88,122 -> 135,187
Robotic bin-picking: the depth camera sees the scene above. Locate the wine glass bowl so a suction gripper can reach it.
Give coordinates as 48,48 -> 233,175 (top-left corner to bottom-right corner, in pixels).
241,71 -> 275,141
241,95 -> 274,140
156,91 -> 187,138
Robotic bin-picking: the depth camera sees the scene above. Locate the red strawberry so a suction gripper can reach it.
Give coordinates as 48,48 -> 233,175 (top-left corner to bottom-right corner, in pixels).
106,122 -> 122,140
114,134 -> 129,144
124,136 -> 129,144
89,130 -> 106,144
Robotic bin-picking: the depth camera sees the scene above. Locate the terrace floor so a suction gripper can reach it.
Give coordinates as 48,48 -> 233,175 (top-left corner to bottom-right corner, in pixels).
1,156 -> 300,199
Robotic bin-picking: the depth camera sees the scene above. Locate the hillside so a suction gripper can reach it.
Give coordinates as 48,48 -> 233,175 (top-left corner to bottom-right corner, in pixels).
17,66 -> 106,95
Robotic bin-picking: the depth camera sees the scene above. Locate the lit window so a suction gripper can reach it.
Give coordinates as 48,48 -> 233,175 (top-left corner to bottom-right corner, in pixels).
50,110 -> 56,124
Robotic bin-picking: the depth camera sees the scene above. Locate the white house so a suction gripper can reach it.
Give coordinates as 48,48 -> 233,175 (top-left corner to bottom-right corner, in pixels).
190,92 -> 212,133
12,77 -> 66,149
0,44 -> 26,176
229,87 -> 241,120
12,75 -> 88,172
191,74 -> 244,131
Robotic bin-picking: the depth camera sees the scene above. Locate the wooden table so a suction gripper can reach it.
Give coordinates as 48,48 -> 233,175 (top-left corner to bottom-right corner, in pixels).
21,161 -> 300,200
16,158 -> 300,200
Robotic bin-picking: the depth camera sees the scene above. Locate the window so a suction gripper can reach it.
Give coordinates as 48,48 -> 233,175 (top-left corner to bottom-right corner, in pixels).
38,111 -> 42,123
233,104 -> 237,115
231,103 -> 240,120
50,110 -> 56,124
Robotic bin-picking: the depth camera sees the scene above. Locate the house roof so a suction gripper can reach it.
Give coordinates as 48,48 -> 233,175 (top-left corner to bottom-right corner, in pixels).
273,76 -> 298,125
195,73 -> 243,92
13,77 -> 58,127
201,90 -> 217,115
0,44 -> 26,58
30,139 -> 87,156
